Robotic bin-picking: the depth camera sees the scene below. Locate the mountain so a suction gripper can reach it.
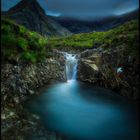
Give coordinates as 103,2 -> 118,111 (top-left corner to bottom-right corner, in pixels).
50,9 -> 139,33
2,0 -> 72,36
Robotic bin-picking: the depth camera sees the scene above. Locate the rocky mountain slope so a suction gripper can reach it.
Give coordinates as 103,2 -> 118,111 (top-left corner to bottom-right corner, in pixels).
2,0 -> 72,36
50,9 -> 139,33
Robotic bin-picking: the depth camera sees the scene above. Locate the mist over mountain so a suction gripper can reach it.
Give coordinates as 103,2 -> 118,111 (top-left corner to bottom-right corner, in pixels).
2,0 -> 139,20
2,0 -> 72,36
49,9 -> 139,33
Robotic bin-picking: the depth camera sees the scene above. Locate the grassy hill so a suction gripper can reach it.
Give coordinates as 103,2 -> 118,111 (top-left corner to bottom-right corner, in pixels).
1,18 -> 49,63
1,18 -> 139,63
48,19 -> 139,56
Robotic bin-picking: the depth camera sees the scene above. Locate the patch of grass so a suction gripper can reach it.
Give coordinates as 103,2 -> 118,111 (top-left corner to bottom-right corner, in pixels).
21,52 -> 37,64
1,34 -> 16,47
17,37 -> 28,51
1,18 -> 48,63
19,26 -> 27,34
48,20 -> 139,55
1,17 -> 139,63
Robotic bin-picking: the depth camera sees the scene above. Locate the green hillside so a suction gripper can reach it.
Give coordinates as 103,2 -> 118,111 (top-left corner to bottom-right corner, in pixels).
48,20 -> 139,56
1,18 -> 139,63
1,18 -> 48,63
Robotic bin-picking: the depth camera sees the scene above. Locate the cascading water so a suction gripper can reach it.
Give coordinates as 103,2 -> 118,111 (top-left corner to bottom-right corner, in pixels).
64,53 -> 78,81
26,53 -> 138,140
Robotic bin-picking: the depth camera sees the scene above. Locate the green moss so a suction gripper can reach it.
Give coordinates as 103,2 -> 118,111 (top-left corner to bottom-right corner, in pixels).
19,26 -> 27,34
1,18 -> 48,63
21,52 -> 36,64
1,34 -> 16,47
1,25 -> 12,33
17,37 -> 28,51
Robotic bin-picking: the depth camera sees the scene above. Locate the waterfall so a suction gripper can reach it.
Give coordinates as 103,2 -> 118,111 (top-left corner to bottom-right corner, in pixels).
64,53 -> 78,81
53,50 -> 79,81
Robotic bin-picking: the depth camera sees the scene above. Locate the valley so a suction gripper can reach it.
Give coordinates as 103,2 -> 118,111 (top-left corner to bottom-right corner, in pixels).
1,0 -> 139,140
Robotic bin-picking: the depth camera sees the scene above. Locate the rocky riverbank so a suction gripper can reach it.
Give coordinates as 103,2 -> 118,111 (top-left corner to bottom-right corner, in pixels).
1,55 -> 66,140
78,47 -> 139,100
1,46 -> 139,140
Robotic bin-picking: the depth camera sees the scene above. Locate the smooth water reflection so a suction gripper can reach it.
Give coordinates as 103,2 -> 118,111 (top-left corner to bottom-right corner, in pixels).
26,81 -> 139,140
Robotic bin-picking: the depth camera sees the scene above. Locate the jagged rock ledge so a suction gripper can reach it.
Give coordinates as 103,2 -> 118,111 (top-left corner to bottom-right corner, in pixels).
1,47 -> 139,139
1,54 -> 66,140
77,48 -> 139,100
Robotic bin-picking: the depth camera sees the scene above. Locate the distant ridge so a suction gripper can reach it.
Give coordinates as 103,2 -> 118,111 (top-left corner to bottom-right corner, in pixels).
3,0 -> 72,36
50,9 -> 139,33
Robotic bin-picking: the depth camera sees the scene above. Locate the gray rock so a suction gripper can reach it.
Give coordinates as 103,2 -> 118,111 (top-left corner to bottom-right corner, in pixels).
78,48 -> 139,100
28,90 -> 35,95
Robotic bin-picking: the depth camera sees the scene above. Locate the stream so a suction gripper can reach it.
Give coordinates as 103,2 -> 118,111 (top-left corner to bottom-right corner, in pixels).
25,53 -> 139,140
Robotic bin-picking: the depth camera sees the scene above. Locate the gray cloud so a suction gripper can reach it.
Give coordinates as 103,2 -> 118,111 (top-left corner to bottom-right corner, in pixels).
1,0 -> 139,19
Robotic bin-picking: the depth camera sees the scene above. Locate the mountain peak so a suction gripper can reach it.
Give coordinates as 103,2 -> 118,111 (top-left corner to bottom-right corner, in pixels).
8,0 -> 45,14
4,0 -> 71,36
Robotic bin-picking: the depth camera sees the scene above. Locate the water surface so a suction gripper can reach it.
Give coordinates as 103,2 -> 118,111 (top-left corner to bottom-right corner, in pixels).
26,80 -> 139,140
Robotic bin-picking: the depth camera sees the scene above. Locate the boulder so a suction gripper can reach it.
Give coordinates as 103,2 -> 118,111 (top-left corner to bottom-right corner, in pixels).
78,48 -> 139,100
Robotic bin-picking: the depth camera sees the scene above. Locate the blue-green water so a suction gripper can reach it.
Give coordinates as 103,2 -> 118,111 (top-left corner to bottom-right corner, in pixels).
26,80 -> 139,140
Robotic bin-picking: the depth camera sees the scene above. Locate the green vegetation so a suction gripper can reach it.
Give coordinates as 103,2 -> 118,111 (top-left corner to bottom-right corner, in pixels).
1,18 -> 48,63
48,20 -> 139,56
1,18 -> 139,63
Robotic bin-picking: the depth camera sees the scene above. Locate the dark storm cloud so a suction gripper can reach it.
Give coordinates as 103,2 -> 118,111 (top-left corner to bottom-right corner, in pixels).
1,0 -> 139,19
43,0 -> 139,19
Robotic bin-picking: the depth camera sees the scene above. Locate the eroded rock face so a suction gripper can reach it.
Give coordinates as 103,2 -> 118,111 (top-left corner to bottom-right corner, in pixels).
1,56 -> 66,139
1,58 -> 66,105
1,105 -> 64,140
78,48 -> 139,100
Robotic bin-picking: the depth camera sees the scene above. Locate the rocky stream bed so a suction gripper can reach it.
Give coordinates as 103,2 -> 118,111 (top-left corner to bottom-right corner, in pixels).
1,48 -> 139,140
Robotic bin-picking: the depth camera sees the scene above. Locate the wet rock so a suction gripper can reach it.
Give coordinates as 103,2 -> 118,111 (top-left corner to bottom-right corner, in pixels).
1,54 -> 66,140
78,48 -> 139,100
13,97 -> 20,104
28,90 -> 35,95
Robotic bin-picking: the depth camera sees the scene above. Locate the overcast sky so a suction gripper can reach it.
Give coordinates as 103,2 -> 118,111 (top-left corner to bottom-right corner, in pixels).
1,0 -> 139,20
